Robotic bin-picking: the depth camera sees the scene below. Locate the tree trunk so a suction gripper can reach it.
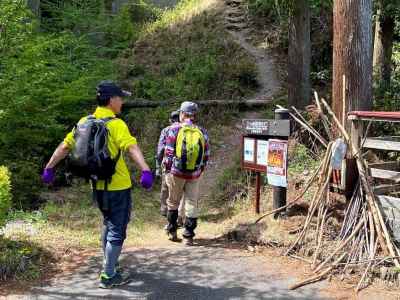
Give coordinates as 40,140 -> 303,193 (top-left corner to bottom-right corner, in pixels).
333,0 -> 373,128
373,8 -> 395,89
112,0 -> 129,14
27,0 -> 41,17
288,0 -> 311,109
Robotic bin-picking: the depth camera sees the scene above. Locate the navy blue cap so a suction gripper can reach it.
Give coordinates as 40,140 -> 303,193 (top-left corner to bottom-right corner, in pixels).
179,101 -> 198,115
170,110 -> 180,122
96,80 -> 132,98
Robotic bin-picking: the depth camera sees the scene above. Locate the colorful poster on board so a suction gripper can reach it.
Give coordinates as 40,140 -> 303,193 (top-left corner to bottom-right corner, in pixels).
266,139 -> 288,187
243,137 -> 255,163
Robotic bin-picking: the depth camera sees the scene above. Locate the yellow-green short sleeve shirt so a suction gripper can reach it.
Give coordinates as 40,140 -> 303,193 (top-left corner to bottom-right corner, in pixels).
64,107 -> 137,191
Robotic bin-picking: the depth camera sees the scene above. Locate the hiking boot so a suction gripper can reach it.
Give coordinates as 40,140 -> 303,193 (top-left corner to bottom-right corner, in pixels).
99,272 -> 130,289
167,230 -> 178,242
177,216 -> 184,228
183,236 -> 194,246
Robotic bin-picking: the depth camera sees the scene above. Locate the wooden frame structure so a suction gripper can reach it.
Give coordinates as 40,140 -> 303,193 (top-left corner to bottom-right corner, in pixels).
349,111 -> 400,243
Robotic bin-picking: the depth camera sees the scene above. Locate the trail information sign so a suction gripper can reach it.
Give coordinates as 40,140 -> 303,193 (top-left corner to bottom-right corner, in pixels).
241,116 -> 291,214
241,119 -> 290,173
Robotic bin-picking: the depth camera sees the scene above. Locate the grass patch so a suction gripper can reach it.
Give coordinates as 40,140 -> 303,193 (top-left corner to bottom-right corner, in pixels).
122,0 -> 258,101
0,236 -> 53,282
288,143 -> 319,176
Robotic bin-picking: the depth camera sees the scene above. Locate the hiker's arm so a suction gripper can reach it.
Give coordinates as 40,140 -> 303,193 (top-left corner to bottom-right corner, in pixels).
45,142 -> 70,169
202,128 -> 210,168
128,144 -> 150,171
156,129 -> 166,165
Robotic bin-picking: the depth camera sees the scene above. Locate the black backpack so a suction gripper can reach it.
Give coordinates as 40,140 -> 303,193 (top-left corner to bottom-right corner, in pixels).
67,115 -> 120,196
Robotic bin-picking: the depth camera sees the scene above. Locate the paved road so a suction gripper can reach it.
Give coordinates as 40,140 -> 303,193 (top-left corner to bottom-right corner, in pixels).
8,241 -> 328,300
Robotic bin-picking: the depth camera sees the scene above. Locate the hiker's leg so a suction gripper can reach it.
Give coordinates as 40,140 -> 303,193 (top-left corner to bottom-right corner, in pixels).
166,174 -> 184,233
104,189 -> 132,277
95,190 -> 108,259
101,224 -> 108,257
182,177 -> 201,238
160,173 -> 169,217
178,196 -> 185,217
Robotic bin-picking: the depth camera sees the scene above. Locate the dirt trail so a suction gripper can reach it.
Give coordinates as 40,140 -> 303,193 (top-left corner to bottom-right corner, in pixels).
223,0 -> 282,101
197,0 -> 283,201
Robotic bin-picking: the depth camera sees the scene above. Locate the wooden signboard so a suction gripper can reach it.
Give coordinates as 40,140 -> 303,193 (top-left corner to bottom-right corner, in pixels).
242,119 -> 290,137
241,118 -> 290,214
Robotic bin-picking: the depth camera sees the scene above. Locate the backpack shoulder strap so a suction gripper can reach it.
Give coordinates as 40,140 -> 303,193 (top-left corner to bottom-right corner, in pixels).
101,117 -> 116,123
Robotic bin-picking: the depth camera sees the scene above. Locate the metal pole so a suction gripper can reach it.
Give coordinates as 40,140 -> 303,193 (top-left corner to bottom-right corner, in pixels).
272,108 -> 289,218
255,172 -> 261,214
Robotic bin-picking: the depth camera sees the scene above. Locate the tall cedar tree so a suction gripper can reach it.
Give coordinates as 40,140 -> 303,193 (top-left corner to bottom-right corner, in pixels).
373,0 -> 398,89
288,0 -> 311,109
333,0 -> 373,128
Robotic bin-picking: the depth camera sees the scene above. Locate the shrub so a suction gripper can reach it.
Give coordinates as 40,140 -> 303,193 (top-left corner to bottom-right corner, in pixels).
0,237 -> 51,282
0,166 -> 12,229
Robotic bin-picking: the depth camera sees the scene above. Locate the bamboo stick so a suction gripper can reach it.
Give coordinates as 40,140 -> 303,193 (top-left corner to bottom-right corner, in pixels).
284,143 -> 333,254
356,239 -> 378,292
285,167 -> 332,255
290,252 -> 347,290
312,207 -> 328,268
276,104 -> 328,147
314,218 -> 364,273
320,98 -> 399,267
254,159 -> 323,224
313,91 -> 333,141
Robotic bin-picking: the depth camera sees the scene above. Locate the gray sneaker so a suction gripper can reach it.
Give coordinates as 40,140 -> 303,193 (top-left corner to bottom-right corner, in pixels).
99,272 -> 130,289
102,261 -> 123,274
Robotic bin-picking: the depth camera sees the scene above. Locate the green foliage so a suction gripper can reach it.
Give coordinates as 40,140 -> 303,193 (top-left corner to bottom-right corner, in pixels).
128,3 -> 257,101
0,0 -> 159,209
40,0 -> 160,57
0,0 -> 37,55
0,236 -> 51,281
288,143 -> 319,175
0,26 -> 114,208
0,167 -> 12,229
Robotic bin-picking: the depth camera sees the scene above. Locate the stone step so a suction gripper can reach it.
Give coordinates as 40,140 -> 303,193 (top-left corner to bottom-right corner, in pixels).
225,0 -> 243,6
225,16 -> 246,23
225,9 -> 243,18
225,22 -> 248,31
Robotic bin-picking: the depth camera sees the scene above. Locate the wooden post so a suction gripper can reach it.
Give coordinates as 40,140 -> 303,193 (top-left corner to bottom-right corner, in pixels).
255,172 -> 261,214
272,108 -> 289,218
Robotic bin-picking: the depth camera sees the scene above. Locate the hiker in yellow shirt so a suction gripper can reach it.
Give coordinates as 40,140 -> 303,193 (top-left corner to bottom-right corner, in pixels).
41,81 -> 153,288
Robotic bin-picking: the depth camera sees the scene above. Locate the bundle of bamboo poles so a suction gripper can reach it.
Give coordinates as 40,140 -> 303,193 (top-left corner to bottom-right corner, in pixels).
256,93 -> 400,291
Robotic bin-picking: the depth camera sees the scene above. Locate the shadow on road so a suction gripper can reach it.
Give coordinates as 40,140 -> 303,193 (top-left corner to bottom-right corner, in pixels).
23,246 -> 326,300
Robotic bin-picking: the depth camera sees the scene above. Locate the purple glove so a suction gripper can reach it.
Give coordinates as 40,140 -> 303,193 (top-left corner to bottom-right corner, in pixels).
41,168 -> 55,184
140,170 -> 154,190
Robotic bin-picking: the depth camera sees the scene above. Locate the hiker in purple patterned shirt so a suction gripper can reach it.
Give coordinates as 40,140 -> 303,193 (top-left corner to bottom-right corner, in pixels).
156,110 -> 185,226
163,101 -> 210,246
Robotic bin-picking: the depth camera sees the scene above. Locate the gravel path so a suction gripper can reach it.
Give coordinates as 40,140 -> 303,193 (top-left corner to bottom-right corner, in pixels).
8,244 -> 327,300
